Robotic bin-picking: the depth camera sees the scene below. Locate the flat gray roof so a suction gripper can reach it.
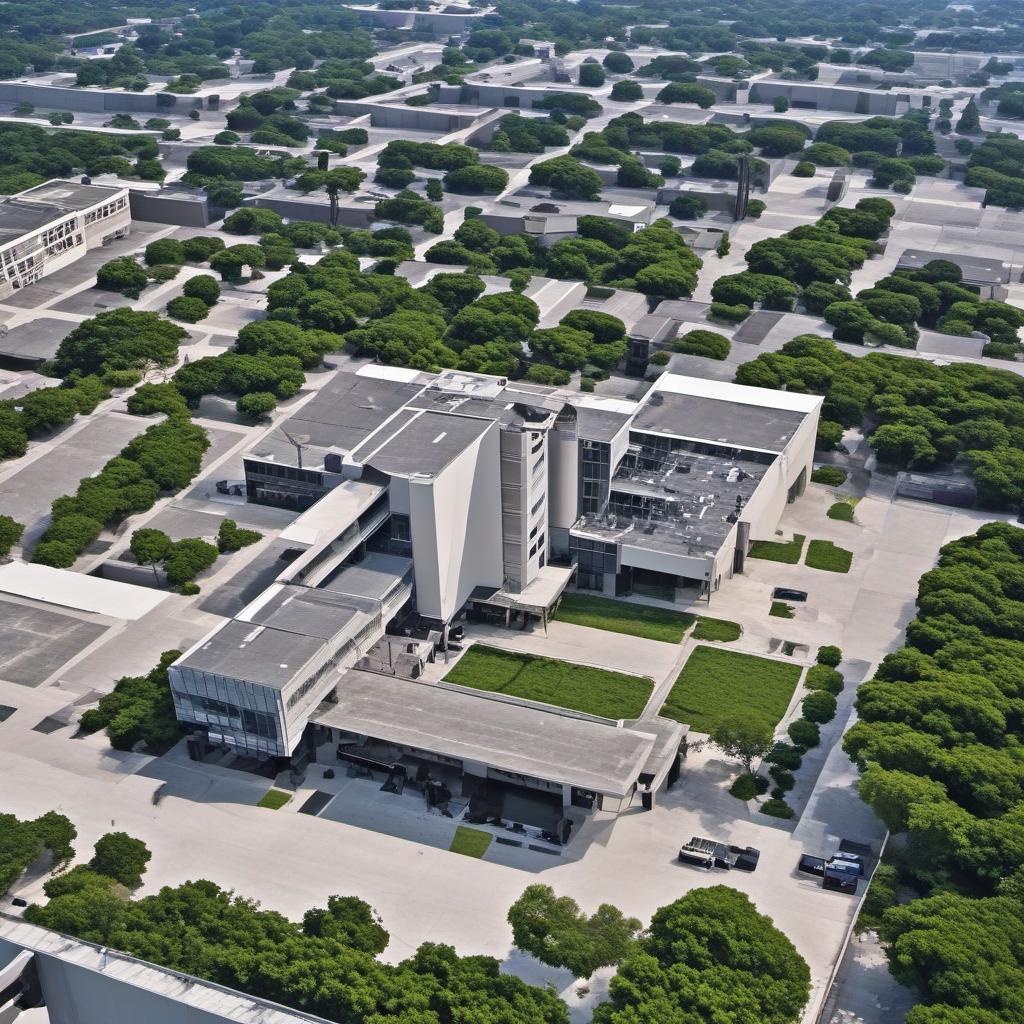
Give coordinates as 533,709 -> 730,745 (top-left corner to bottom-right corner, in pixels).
361,410 -> 494,478
181,617 -> 331,689
0,200 -> 64,244
253,372 -> 426,463
633,392 -> 805,453
576,406 -> 631,442
314,669 -> 658,797
17,180 -> 124,211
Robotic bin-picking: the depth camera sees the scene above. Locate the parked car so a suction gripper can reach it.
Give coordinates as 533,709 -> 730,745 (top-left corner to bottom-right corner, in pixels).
11,897 -> 27,907
679,837 -> 728,869
678,836 -> 758,871
772,587 -> 808,602
728,845 -> 760,872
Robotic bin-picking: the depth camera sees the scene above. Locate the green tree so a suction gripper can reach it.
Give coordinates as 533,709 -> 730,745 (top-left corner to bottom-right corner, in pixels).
97,257 -> 148,298
711,715 -> 775,775
508,884 -> 641,978
956,99 -> 981,135
90,832 -> 151,888
130,527 -> 172,582
529,156 -> 603,199
0,513 -> 23,557
595,887 -> 810,1024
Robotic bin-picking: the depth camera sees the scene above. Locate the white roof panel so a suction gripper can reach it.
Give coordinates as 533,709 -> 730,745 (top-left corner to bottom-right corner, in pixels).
0,562 -> 168,619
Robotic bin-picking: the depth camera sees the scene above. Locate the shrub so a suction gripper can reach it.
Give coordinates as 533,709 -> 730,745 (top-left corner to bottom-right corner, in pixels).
183,275 -> 221,305
709,302 -> 750,322
649,351 -> 670,366
770,601 -> 794,618
802,691 -> 838,724
817,645 -> 842,667
148,264 -> 180,283
236,391 -> 278,419
179,581 -> 200,595
760,798 -> 794,819
766,743 -> 802,771
181,236 -> 225,262
0,514 -> 24,557
788,719 -> 821,749
729,773 -> 759,800
144,239 -> 185,266
674,329 -> 730,360
669,194 -> 707,220
754,774 -> 770,795
163,538 -> 218,586
811,466 -> 847,486
793,161 -> 816,177
805,665 -> 844,695
96,257 -> 148,298
217,518 -> 262,552
103,369 -> 142,389
769,767 -> 795,792
745,199 -> 766,218
826,500 -> 855,521
166,296 -> 209,323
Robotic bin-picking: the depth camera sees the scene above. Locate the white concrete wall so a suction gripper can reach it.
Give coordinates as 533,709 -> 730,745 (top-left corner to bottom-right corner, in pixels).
409,424 -> 503,621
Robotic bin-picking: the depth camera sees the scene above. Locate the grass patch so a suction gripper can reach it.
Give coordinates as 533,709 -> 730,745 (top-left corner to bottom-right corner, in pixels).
258,789 -> 291,810
805,539 -> 853,573
770,601 -> 795,619
692,617 -> 742,642
444,645 -> 652,719
811,466 -> 848,486
748,533 -> 805,564
826,500 -> 856,522
660,646 -> 803,734
449,826 -> 492,858
554,593 -> 694,643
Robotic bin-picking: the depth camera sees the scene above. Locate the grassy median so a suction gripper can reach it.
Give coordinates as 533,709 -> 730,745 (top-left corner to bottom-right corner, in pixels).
660,646 -> 802,734
444,645 -> 652,719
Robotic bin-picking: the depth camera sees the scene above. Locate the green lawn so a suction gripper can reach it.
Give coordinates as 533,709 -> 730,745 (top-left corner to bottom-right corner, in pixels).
444,645 -> 652,719
692,616 -> 742,642
450,826 -> 492,858
748,534 -> 805,564
805,539 -> 853,573
660,646 -> 803,734
554,593 -> 694,643
258,789 -> 291,810
770,601 -> 795,619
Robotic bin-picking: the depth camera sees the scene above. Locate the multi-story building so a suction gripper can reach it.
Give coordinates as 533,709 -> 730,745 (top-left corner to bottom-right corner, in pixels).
0,180 -> 130,299
170,367 -> 820,787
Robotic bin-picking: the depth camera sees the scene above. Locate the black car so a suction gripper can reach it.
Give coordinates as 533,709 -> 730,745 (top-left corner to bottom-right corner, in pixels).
798,853 -> 826,876
773,587 -> 808,602
11,896 -> 27,907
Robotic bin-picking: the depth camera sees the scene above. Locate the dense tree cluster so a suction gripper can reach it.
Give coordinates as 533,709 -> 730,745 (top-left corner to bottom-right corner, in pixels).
489,113 -> 570,153
0,123 -> 162,194
0,811 -> 76,895
31,416 -> 208,567
966,134 -> 1024,209
0,375 -> 109,463
51,309 -> 187,379
735,335 -> 1024,506
593,887 -> 810,1024
842,522 -> 1024,1022
507,884 -> 641,978
26,876 -> 569,1024
78,650 -> 182,751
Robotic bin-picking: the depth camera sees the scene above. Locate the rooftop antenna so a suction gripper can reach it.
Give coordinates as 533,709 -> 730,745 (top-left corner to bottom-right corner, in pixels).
279,427 -> 308,471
